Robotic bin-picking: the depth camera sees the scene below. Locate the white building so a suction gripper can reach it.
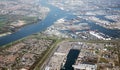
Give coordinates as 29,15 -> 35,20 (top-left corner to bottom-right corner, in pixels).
72,64 -> 97,70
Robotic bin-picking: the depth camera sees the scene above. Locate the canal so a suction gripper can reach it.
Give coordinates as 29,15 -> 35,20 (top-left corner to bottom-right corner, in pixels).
61,49 -> 80,70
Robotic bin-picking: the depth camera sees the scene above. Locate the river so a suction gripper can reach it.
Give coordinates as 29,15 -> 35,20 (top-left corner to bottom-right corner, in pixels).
0,0 -> 120,46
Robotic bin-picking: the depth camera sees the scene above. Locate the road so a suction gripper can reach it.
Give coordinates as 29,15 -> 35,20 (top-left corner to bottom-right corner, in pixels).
32,39 -> 67,70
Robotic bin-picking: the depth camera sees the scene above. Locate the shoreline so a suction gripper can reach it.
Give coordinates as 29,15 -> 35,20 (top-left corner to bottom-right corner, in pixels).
0,32 -> 11,37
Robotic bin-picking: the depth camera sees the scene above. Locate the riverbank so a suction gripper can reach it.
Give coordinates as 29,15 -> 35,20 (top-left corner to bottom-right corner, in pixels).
0,0 -> 120,47
0,0 -> 50,36
0,32 -> 11,37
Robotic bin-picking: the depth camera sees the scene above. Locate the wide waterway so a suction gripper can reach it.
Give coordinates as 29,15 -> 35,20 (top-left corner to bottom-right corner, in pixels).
0,0 -> 120,46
